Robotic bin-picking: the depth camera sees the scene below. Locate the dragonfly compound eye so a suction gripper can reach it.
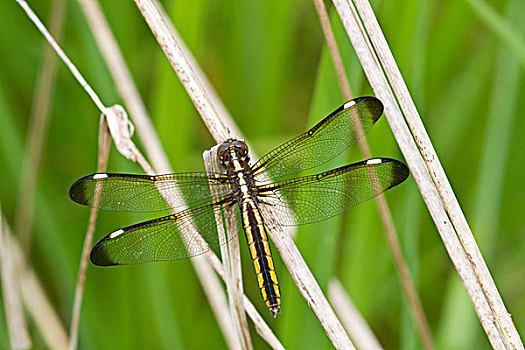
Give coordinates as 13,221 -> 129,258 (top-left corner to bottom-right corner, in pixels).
232,140 -> 249,158
218,139 -> 235,163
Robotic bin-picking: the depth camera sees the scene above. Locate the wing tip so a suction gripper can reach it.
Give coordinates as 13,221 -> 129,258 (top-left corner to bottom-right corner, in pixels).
362,157 -> 410,186
69,176 -> 89,204
90,234 -> 119,266
340,96 -> 384,123
69,173 -> 113,204
381,158 -> 410,185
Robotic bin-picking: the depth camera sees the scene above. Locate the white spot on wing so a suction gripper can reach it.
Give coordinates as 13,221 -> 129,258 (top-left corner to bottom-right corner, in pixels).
93,173 -> 108,180
344,100 -> 356,109
109,229 -> 125,238
366,159 -> 382,165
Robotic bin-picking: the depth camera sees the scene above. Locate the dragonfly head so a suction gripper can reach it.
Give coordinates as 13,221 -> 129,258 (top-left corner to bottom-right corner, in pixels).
218,138 -> 250,167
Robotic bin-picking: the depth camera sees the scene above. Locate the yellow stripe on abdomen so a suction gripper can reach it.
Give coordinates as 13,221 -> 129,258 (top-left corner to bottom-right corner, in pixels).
241,200 -> 281,317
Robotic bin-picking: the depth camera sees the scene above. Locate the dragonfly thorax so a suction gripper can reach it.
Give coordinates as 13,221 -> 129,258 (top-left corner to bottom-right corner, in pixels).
218,139 -> 250,170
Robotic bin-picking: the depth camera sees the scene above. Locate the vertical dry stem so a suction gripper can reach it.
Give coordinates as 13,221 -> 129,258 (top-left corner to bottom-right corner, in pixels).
68,118 -> 111,350
333,0 -> 523,348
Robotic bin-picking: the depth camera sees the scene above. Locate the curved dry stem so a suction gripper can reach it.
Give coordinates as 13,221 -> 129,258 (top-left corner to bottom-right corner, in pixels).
16,0 -> 106,112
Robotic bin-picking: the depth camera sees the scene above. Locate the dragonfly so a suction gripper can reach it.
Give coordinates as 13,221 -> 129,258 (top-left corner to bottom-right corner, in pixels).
69,96 -> 409,318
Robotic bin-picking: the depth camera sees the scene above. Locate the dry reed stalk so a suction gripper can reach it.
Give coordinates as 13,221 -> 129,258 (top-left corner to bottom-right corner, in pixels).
333,0 -> 523,348
68,117 -> 111,350
16,0 -> 106,112
133,0 -> 354,348
19,266 -> 69,350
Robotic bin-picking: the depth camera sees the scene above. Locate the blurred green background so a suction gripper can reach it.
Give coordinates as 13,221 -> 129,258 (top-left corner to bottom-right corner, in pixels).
1,0 -> 524,348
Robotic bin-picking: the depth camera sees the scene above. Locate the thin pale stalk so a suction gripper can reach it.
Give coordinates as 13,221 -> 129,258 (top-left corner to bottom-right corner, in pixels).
68,117 -> 111,350
333,1 -> 506,347
313,0 -> 353,99
313,1 -> 434,348
352,0 -> 522,348
242,296 -> 285,350
15,0 -> 67,254
19,267 -> 69,350
192,256 -> 243,350
333,0 -> 522,348
16,0 -> 106,113
133,0 -> 230,142
203,251 -> 285,349
0,212 -> 32,350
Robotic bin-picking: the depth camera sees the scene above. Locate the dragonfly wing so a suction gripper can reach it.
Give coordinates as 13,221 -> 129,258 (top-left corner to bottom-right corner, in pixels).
69,172 -> 228,212
90,199 -> 238,266
251,97 -> 383,181
256,158 -> 409,226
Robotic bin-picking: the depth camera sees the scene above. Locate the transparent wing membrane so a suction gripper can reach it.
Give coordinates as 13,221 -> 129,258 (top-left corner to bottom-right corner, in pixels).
69,172 -> 227,212
90,199 -> 237,266
256,158 -> 409,226
252,97 -> 383,181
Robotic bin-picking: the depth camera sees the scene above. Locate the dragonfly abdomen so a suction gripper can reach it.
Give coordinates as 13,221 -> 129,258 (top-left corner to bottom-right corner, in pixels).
241,199 -> 281,317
